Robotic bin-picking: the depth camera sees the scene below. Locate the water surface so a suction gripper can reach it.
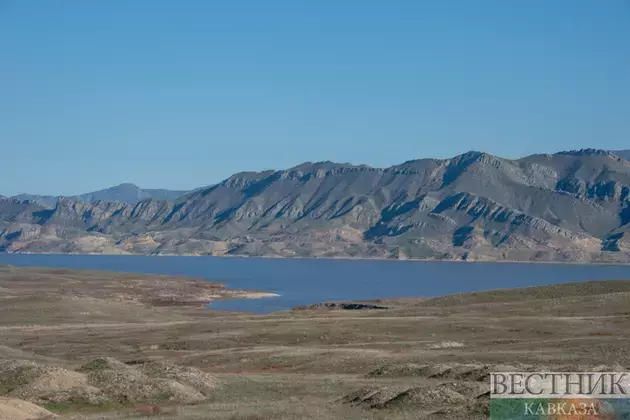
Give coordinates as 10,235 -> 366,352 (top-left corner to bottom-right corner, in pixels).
1,254 -> 630,313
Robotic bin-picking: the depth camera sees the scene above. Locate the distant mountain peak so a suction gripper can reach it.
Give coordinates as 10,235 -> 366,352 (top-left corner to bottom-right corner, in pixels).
556,148 -> 618,158
8,183 -> 189,207
113,183 -> 140,189
287,161 -> 366,171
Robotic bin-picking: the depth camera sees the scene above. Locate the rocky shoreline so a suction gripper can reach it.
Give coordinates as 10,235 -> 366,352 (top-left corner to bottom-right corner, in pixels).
0,264 -> 277,316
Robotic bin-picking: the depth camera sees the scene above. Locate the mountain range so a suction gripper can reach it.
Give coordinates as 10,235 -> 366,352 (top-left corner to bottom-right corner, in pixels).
9,183 -> 189,207
1,148 -> 630,262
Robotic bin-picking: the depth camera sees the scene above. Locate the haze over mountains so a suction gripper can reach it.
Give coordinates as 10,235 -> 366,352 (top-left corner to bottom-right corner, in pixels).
1,149 -> 630,262
10,183 -> 189,207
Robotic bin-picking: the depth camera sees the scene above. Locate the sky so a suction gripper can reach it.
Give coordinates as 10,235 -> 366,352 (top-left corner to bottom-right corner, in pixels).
1,0 -> 629,196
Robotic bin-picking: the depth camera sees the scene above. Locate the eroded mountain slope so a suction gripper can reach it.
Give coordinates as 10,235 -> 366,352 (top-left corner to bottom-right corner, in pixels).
1,149 -> 629,262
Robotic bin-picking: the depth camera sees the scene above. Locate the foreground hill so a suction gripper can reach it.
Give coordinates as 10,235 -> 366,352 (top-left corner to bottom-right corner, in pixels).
10,183 -> 189,207
1,149 -> 630,262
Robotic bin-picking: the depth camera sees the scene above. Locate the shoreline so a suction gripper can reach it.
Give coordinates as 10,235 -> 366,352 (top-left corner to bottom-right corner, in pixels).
3,250 -> 630,267
0,264 -> 279,312
221,291 -> 280,300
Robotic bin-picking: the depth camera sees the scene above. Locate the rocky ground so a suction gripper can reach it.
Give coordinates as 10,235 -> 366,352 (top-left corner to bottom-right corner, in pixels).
1,265 -> 630,419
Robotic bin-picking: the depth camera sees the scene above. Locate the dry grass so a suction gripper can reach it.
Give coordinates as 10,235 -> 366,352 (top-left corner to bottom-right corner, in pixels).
1,266 -> 630,419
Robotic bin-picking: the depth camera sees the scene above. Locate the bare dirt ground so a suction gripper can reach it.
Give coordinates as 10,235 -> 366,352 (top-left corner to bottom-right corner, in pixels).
1,264 -> 630,419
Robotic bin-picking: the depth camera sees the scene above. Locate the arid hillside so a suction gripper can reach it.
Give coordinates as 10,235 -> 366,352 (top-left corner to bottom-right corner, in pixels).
1,265 -> 630,419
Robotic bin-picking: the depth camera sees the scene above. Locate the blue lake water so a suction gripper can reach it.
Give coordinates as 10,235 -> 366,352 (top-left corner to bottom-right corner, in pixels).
2,254 -> 630,313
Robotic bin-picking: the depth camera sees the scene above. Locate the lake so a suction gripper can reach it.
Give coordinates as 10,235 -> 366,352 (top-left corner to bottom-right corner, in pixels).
2,254 -> 630,313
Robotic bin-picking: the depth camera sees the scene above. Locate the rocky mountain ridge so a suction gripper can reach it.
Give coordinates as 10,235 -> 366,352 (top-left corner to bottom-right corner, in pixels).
613,149 -> 630,162
1,149 -> 630,262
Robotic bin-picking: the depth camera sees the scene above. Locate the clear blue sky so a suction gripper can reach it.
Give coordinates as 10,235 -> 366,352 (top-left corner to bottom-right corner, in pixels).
1,0 -> 629,196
